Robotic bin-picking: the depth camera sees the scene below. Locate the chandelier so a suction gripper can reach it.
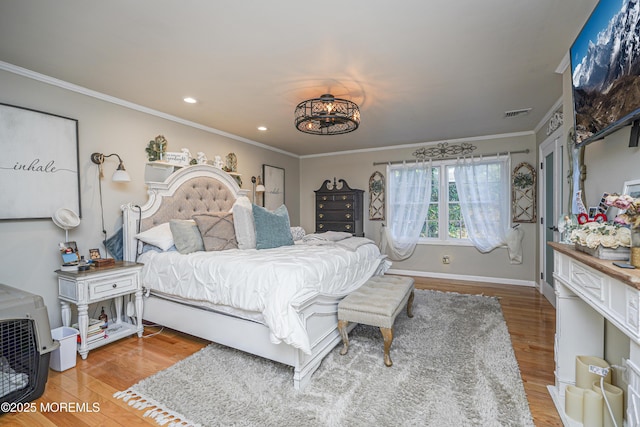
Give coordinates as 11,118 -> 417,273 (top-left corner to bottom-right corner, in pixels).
294,94 -> 360,135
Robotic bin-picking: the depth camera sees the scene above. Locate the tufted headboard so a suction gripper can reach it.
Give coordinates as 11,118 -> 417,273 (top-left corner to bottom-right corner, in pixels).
121,164 -> 249,262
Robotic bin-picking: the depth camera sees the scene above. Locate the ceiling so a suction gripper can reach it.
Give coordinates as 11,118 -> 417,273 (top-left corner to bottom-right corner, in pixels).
0,0 -> 598,157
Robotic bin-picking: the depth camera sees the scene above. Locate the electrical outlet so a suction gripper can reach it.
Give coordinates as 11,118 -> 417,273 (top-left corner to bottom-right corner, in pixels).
442,256 -> 450,264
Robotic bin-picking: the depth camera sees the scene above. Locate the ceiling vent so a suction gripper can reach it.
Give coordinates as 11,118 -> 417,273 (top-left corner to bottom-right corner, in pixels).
504,108 -> 532,118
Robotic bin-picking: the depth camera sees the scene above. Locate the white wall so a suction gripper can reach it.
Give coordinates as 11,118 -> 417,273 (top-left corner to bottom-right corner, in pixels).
0,68 -> 300,328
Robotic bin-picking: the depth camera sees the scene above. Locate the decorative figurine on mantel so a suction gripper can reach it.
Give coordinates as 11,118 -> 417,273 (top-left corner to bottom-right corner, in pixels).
213,155 -> 225,169
196,152 -> 208,165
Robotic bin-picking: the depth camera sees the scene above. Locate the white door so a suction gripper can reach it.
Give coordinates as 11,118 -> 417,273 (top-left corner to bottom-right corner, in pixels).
539,128 -> 563,306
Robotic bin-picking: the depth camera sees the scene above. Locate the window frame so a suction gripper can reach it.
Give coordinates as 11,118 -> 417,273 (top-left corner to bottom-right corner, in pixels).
418,159 -> 473,246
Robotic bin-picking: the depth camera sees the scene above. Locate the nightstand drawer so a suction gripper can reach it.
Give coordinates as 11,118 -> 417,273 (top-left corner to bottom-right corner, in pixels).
89,275 -> 137,300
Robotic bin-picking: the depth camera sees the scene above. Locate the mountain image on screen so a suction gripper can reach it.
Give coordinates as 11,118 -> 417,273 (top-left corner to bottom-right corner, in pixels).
572,0 -> 640,145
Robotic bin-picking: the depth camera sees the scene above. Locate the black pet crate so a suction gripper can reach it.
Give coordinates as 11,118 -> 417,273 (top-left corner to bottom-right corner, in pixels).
0,284 -> 58,412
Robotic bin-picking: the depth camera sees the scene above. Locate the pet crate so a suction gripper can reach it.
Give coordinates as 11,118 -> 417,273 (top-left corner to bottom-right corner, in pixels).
0,284 -> 58,412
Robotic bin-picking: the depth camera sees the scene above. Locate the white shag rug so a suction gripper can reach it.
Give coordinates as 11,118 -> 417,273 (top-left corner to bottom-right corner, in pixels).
114,290 -> 534,427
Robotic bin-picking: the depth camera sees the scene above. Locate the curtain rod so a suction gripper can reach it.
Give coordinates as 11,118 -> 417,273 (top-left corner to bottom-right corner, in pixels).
372,149 -> 530,166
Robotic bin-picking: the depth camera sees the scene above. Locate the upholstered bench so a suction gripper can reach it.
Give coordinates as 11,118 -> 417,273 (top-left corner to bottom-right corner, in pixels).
337,275 -> 414,367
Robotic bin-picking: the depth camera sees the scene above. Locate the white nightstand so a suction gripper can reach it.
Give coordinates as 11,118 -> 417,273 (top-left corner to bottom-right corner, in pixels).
56,261 -> 144,359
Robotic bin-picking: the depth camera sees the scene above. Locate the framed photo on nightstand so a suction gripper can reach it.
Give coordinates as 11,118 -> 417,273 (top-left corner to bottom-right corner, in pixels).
89,248 -> 101,260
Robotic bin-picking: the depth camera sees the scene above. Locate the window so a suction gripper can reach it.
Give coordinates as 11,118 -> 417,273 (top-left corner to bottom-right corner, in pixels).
420,162 -> 468,243
388,161 -> 468,245
387,156 -> 510,248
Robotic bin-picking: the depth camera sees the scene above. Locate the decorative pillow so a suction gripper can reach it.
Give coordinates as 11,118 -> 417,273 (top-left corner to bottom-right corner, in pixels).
232,196 -> 256,249
193,213 -> 238,251
252,204 -> 294,250
170,219 -> 205,254
290,226 -> 306,242
135,222 -> 174,251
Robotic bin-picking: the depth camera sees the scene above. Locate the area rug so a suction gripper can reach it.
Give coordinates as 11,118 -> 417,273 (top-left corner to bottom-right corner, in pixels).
114,290 -> 534,426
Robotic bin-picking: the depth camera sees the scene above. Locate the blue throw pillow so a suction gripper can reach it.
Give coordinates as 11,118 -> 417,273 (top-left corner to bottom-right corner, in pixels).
252,204 -> 294,250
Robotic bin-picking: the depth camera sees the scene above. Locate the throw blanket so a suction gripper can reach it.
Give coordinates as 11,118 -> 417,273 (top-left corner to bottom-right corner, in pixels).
302,232 -> 375,251
138,241 -> 390,354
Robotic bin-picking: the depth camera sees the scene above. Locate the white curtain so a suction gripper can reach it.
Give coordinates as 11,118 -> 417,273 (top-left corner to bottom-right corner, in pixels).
381,161 -> 432,260
453,155 -> 510,253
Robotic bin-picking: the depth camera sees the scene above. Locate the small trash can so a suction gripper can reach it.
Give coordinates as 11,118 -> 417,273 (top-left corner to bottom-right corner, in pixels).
49,326 -> 79,371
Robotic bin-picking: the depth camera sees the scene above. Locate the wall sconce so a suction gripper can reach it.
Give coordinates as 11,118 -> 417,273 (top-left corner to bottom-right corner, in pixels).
90,152 -> 131,182
251,175 -> 265,204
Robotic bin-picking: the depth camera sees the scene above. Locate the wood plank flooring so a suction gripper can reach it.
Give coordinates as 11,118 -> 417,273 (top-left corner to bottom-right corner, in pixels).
2,277 -> 561,426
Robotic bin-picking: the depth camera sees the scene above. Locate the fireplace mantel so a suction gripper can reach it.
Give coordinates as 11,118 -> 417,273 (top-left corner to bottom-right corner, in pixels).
549,243 -> 640,426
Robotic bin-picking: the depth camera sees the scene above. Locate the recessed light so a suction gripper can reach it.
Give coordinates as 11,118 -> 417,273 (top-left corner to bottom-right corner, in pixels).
183,97 -> 197,104
257,126 -> 268,131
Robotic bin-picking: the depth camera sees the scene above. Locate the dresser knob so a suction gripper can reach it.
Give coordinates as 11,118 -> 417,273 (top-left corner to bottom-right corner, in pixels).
345,225 -> 352,230
322,196 -> 328,201
319,214 -> 324,219
319,224 -> 324,229
342,195 -> 347,200
319,204 -> 324,209
345,203 -> 352,208
345,213 -> 351,219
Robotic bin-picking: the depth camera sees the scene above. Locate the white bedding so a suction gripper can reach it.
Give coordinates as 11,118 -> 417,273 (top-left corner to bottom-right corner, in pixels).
138,238 -> 389,354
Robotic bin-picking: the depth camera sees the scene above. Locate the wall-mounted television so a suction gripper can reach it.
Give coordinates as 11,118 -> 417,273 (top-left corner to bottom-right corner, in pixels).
571,0 -> 640,147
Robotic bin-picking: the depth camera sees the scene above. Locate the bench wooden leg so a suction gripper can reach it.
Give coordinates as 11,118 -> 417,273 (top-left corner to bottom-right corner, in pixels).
338,320 -> 350,355
407,290 -> 415,318
380,327 -> 393,367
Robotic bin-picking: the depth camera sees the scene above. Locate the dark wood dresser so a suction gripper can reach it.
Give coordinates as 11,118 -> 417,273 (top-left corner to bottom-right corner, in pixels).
314,178 -> 364,236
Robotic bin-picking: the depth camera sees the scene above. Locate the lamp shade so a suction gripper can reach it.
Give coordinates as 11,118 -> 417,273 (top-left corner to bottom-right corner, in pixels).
112,169 -> 131,182
256,184 -> 266,193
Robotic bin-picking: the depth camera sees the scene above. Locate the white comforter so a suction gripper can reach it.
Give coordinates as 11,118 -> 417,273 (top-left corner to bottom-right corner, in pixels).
138,238 -> 389,354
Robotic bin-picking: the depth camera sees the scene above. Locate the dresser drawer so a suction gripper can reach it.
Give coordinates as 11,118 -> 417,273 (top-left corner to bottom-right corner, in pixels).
317,211 -> 355,221
317,222 -> 356,233
317,200 -> 357,211
316,194 -> 355,202
88,275 -> 137,300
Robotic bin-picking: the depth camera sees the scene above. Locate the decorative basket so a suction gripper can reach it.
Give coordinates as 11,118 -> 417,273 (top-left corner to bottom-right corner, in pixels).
575,244 -> 630,260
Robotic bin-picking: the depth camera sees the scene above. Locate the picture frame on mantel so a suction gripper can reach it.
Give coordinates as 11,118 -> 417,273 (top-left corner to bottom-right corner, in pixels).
624,179 -> 640,199
0,103 -> 80,220
262,164 -> 284,210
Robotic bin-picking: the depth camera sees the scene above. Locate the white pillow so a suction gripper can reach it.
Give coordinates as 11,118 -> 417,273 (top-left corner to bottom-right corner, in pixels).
135,222 -> 174,251
232,196 -> 256,249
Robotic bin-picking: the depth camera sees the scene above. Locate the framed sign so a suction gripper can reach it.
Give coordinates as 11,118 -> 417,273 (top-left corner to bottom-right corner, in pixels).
0,103 -> 80,219
262,164 -> 285,210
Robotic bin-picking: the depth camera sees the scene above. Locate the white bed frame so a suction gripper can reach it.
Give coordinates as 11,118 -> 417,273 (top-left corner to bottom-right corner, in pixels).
121,164 -> 356,390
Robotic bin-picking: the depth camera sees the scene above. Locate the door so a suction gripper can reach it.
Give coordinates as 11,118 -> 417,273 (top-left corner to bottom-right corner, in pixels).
539,128 -> 563,306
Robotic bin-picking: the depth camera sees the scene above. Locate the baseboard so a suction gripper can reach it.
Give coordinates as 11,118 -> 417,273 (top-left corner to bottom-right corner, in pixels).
386,268 -> 536,287
539,280 -> 557,308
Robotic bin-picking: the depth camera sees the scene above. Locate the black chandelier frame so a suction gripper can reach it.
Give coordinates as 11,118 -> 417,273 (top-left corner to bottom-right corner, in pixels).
294,94 -> 360,135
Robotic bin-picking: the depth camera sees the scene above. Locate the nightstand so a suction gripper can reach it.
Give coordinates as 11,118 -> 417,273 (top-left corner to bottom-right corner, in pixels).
56,261 -> 144,359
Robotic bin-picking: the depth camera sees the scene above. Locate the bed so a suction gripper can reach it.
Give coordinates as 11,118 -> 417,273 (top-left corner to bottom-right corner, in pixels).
121,164 -> 389,389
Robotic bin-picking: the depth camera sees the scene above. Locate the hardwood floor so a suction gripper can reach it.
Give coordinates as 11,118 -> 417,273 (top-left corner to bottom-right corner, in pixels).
2,278 -> 561,426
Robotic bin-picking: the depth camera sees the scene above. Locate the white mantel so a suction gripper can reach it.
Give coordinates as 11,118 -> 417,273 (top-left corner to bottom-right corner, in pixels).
549,242 -> 640,426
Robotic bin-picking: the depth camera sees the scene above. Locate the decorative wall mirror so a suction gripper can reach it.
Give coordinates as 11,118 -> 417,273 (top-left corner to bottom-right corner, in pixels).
369,171 -> 385,220
512,162 -> 536,223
